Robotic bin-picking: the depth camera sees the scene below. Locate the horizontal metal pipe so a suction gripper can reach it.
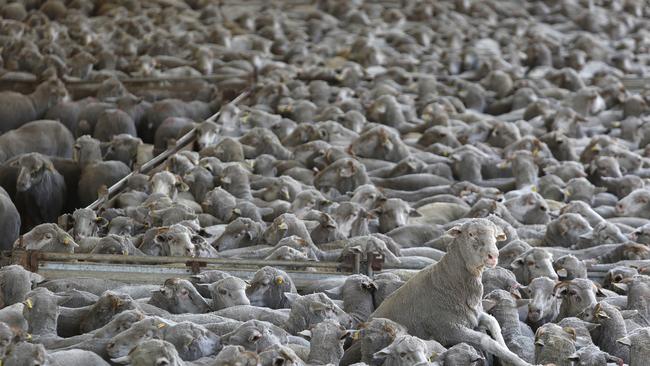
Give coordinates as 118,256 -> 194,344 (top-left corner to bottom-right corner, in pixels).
36,263 -> 350,289
0,74 -> 246,87
587,260 -> 650,270
33,251 -> 343,269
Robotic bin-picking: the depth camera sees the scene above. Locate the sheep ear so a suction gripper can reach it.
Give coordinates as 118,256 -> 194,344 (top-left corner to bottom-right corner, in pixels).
324,285 -> 343,300
510,257 -> 524,269
59,233 -> 79,248
555,286 -> 569,297
495,231 -> 507,242
373,347 -> 391,361
297,330 -> 312,339
111,356 -> 131,364
96,217 -> 109,227
594,285 -> 606,297
176,181 -> 190,192
446,226 -> 462,238
518,286 -> 530,297
342,329 -> 356,340
283,292 -> 301,305
612,282 -> 628,292
596,310 -> 610,319
578,232 -> 592,240
248,330 -> 262,343
567,353 -> 580,362
617,336 -> 631,347
563,327 -> 577,341
482,299 -> 497,312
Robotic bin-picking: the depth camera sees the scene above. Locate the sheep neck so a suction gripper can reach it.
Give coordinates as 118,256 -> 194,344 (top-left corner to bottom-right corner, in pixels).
29,88 -> 53,119
440,242 -> 484,281
434,243 -> 483,312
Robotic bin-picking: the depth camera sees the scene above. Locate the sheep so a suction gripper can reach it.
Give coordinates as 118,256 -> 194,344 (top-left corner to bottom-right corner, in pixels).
209,276 -> 250,311
298,319 -> 349,365
370,219 -> 533,366
618,327 -> 650,366
483,290 -> 535,363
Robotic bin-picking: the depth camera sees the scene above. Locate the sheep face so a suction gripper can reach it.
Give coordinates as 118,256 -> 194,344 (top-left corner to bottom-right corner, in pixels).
448,219 -> 505,276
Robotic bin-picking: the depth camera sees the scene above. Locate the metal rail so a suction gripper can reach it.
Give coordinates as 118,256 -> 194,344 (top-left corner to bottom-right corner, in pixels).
586,260 -> 650,282
8,250 -> 381,290
85,88 -> 251,210
19,251 -> 345,269
32,263 -> 350,290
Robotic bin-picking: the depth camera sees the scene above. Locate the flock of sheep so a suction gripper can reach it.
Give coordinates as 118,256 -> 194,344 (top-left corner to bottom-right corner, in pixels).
1,0 -> 650,365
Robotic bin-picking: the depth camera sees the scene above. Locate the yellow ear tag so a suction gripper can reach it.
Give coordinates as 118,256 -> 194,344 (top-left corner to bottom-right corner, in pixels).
428,352 -> 437,362
25,299 -> 33,309
63,238 -> 71,245
531,186 -> 537,192
278,222 -> 288,230
25,333 -> 32,340
275,277 -> 284,285
532,148 -> 539,157
157,323 -> 166,329
591,145 -> 600,151
352,331 -> 360,340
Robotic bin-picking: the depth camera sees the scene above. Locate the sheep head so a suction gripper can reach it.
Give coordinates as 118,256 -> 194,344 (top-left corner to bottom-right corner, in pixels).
447,219 -> 505,277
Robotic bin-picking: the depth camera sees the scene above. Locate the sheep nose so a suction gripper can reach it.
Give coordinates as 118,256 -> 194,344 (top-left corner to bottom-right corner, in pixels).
615,204 -> 624,213
107,342 -> 115,350
528,309 -> 541,320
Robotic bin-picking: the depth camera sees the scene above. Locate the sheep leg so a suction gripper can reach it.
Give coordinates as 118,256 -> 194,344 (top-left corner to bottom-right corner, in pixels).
478,312 -> 507,347
452,327 -> 533,366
